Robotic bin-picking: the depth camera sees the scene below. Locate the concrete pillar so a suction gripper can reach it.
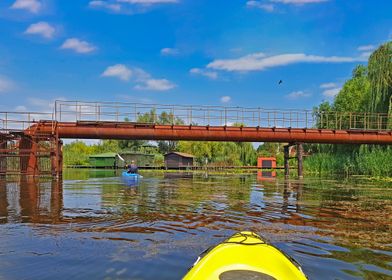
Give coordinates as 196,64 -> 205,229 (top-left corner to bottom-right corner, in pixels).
284,145 -> 290,177
296,142 -> 304,179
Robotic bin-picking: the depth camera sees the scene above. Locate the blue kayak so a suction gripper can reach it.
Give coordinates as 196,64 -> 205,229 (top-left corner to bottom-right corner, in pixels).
122,171 -> 143,179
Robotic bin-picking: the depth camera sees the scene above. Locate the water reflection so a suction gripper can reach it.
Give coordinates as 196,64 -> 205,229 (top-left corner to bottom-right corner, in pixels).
0,178 -> 63,224
257,170 -> 276,181
0,172 -> 391,280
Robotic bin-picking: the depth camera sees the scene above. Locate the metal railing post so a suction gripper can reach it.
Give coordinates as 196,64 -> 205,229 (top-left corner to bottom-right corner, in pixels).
189,106 -> 192,124
363,113 -> 366,129
305,111 -> 308,128
274,111 -> 276,127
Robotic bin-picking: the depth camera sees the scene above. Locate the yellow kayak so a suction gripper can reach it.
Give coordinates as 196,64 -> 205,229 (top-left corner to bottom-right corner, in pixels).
183,231 -> 308,280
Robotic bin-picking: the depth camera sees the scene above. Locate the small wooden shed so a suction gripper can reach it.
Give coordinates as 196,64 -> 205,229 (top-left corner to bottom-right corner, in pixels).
257,157 -> 276,169
164,152 -> 194,169
89,152 -> 121,168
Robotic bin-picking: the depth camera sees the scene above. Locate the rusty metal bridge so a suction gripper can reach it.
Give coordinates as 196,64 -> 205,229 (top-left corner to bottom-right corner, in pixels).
1,100 -> 391,177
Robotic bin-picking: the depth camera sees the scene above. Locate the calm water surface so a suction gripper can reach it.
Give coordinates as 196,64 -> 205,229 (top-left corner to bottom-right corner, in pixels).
0,170 -> 391,280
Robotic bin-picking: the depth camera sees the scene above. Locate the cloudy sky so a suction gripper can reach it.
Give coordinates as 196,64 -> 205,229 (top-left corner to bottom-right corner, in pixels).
0,0 -> 391,113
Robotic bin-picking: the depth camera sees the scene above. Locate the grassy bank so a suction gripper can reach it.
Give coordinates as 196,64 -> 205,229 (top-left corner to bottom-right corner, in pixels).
304,146 -> 392,177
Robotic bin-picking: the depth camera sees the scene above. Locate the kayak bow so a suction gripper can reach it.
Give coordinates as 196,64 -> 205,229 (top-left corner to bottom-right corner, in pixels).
183,231 -> 308,280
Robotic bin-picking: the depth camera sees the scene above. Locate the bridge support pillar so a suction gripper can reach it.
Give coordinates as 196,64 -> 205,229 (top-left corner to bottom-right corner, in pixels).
51,140 -> 63,178
297,143 -> 304,179
0,141 -> 6,178
19,136 -> 39,176
284,145 -> 290,177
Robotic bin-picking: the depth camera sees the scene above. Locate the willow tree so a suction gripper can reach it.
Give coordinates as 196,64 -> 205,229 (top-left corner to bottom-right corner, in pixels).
368,41 -> 392,117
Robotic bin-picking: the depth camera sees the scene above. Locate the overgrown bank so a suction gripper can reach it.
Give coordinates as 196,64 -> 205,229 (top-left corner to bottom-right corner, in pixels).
303,146 -> 392,177
306,41 -> 392,177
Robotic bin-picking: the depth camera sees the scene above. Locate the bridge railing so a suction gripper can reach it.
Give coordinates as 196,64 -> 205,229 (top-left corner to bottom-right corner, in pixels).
0,112 -> 54,134
55,100 -> 391,131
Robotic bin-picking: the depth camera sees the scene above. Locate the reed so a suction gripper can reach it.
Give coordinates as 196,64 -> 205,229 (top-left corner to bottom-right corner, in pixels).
304,146 -> 392,177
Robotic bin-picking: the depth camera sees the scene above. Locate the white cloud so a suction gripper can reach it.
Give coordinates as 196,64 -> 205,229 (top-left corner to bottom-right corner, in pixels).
25,97 -> 67,114
101,64 -> 176,91
246,1 -> 275,12
118,0 -> 178,4
160,48 -> 179,56
286,91 -> 311,99
220,96 -> 231,103
102,64 -> 132,81
207,52 -> 365,72
357,45 -> 375,51
135,79 -> 176,91
323,87 -> 341,98
25,22 -> 55,39
359,51 -> 372,59
89,1 -> 122,12
11,0 -> 41,13
270,0 -> 328,4
320,82 -> 337,89
190,68 -> 218,80
0,76 -> 14,94
60,38 -> 97,54
15,105 -> 27,111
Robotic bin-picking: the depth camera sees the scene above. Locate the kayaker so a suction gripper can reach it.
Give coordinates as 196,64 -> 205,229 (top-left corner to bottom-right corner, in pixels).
127,160 -> 138,174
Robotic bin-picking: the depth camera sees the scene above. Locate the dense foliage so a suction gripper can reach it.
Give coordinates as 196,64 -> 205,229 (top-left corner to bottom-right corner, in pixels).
308,41 -> 392,177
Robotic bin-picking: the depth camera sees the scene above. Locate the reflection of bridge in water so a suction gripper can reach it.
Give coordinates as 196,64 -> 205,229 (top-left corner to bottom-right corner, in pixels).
1,100 -> 391,177
0,177 -> 303,227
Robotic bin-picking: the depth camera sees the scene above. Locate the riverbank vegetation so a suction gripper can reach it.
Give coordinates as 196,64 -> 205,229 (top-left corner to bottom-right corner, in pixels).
306,41 -> 392,177
63,41 -> 391,177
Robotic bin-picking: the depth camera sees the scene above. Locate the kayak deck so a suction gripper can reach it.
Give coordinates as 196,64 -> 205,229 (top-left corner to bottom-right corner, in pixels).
183,231 -> 307,280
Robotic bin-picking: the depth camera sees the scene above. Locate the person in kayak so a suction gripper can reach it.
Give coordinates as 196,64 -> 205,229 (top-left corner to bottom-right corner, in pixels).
127,160 -> 138,174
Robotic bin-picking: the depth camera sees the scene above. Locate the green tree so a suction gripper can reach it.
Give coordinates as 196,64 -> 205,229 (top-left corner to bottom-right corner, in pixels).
313,101 -> 333,129
63,141 -> 94,165
368,41 -> 392,114
93,140 -> 120,154
334,65 -> 371,113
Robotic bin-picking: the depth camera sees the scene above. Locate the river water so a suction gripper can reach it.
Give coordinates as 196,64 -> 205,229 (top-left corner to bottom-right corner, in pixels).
0,170 -> 391,280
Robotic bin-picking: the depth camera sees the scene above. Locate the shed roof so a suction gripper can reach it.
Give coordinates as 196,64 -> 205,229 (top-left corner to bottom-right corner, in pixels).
89,152 -> 118,158
165,152 -> 195,158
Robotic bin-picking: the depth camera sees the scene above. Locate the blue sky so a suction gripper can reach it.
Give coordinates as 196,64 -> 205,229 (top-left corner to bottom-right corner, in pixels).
0,0 -> 391,113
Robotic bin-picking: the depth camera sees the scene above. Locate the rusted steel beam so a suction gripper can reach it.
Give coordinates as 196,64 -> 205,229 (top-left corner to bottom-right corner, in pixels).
19,136 -> 39,176
296,143 -> 304,178
29,122 -> 392,145
0,141 -> 6,176
284,145 -> 290,177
